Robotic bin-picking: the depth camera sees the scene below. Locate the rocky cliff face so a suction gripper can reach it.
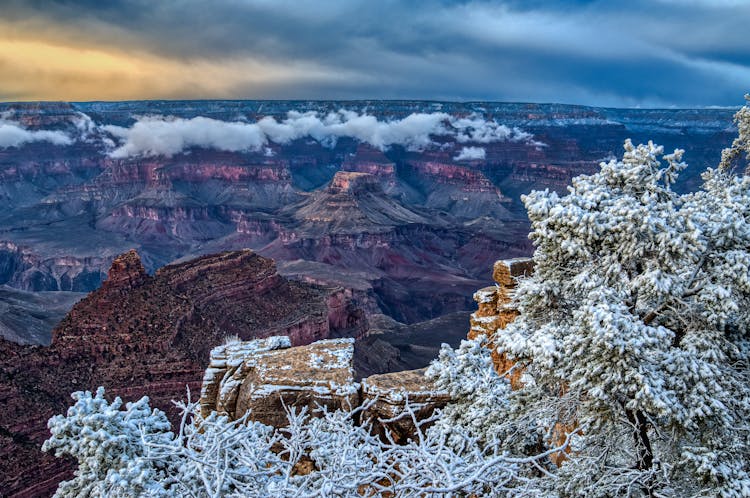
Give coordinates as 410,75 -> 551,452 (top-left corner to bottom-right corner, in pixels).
0,249 -> 367,497
464,257 -> 573,465
0,242 -> 108,292
254,171 -> 506,323
467,258 -> 534,388
403,157 -> 513,219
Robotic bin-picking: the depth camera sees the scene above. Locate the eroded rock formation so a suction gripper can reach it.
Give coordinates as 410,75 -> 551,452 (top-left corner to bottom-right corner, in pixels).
468,258 -> 534,388
361,368 -> 450,443
467,257 -> 573,464
0,249 -> 367,497
199,337 -> 448,443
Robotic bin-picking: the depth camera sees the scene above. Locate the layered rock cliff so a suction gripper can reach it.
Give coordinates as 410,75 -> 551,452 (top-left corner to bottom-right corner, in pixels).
468,258 -> 534,388
255,171 -> 518,323
0,249 -> 367,497
0,242 -> 109,292
402,156 -> 513,220
466,257 -> 576,465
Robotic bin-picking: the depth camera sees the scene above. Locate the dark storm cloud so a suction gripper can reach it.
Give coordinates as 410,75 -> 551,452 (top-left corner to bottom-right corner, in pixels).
1,0 -> 749,106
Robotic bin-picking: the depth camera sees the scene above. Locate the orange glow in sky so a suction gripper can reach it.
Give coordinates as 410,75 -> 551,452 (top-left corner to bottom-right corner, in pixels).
0,34 -> 344,101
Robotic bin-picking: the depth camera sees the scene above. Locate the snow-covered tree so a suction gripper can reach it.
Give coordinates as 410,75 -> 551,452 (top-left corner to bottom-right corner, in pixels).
720,95 -> 750,172
42,387 -> 174,497
478,101 -> 750,496
427,337 -> 512,445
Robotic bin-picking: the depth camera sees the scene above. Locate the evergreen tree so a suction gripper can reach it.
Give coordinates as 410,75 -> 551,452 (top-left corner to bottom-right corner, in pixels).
486,98 -> 750,496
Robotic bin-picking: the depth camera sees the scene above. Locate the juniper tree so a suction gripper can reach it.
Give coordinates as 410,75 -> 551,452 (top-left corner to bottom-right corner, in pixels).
484,99 -> 750,496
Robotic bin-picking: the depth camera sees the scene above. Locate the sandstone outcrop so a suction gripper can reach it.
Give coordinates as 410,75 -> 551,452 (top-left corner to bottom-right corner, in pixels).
0,249 -> 367,497
199,337 -> 448,443
200,336 -> 293,419
361,368 -> 450,443
468,257 -> 574,464
468,258 -> 534,387
237,338 -> 360,426
201,337 -> 359,426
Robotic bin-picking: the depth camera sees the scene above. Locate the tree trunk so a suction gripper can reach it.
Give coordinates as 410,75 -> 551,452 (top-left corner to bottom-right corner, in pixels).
626,408 -> 655,496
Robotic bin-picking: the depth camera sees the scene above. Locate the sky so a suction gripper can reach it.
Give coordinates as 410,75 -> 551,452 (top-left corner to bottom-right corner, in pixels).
0,0 -> 748,107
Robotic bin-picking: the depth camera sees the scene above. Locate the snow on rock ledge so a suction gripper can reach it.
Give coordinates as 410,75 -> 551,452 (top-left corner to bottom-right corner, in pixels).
361,368 -> 450,443
200,337 -> 360,426
200,336 -> 293,418
199,337 -> 450,439
235,338 -> 360,427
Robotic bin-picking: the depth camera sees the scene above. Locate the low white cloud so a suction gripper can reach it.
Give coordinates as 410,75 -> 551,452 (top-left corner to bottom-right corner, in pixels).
0,118 -> 73,148
257,110 -> 453,151
454,146 -> 486,161
73,112 -> 98,138
103,116 -> 267,158
104,110 -> 535,158
451,114 -> 533,143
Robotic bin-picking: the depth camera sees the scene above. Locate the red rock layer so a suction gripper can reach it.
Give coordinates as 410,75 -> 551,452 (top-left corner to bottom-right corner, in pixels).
0,249 -> 367,497
342,144 -> 397,177
408,160 -> 503,195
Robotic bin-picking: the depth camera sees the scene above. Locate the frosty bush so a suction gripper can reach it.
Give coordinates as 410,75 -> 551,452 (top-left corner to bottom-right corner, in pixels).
42,387 -> 174,497
426,338 -> 512,445
44,387 -> 575,497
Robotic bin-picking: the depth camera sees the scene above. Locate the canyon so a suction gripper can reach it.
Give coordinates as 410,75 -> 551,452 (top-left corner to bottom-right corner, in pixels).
0,101 -> 737,345
0,100 -> 738,496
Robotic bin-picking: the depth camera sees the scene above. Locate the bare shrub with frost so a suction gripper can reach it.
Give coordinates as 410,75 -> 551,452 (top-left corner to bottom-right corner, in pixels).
44,387 -> 576,497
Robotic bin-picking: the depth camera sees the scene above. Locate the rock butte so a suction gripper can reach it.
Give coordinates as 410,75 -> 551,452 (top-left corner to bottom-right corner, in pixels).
0,249 -> 366,497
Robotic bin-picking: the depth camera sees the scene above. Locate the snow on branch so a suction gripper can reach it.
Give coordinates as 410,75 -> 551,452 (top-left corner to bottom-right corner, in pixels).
44,386 -> 574,497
